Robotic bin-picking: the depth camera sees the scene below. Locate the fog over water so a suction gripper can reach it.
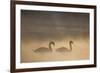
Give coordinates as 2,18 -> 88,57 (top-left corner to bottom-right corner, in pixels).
21,10 -> 89,63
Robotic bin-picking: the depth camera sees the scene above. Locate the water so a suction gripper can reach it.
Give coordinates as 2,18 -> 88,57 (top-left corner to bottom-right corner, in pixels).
21,37 -> 89,63
21,10 -> 89,63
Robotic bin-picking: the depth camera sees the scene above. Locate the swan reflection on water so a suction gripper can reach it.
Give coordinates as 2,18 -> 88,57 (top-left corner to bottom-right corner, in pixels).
32,41 -> 74,53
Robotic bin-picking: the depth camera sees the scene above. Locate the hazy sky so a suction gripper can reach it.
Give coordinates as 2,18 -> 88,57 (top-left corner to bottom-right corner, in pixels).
21,10 -> 89,41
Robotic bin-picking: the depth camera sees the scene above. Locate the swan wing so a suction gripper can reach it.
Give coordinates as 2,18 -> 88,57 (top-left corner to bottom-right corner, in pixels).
34,47 -> 49,52
56,47 -> 68,52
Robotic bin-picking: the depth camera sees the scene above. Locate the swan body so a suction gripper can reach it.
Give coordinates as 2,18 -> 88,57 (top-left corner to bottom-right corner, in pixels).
56,47 -> 68,52
34,47 -> 50,52
56,41 -> 73,52
34,41 -> 55,53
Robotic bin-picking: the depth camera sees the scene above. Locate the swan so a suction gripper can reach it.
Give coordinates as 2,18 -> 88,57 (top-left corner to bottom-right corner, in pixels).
33,41 -> 55,53
56,41 -> 73,52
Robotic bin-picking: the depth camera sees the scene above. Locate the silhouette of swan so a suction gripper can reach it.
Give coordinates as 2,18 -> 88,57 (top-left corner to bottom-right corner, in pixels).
33,41 -> 55,53
56,41 -> 74,52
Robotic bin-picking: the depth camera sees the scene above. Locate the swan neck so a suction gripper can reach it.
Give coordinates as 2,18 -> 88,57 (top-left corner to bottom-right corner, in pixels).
69,41 -> 72,51
49,43 -> 52,51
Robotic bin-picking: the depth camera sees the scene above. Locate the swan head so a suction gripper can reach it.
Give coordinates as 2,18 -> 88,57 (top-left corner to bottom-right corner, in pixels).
69,41 -> 74,44
50,41 -> 55,46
